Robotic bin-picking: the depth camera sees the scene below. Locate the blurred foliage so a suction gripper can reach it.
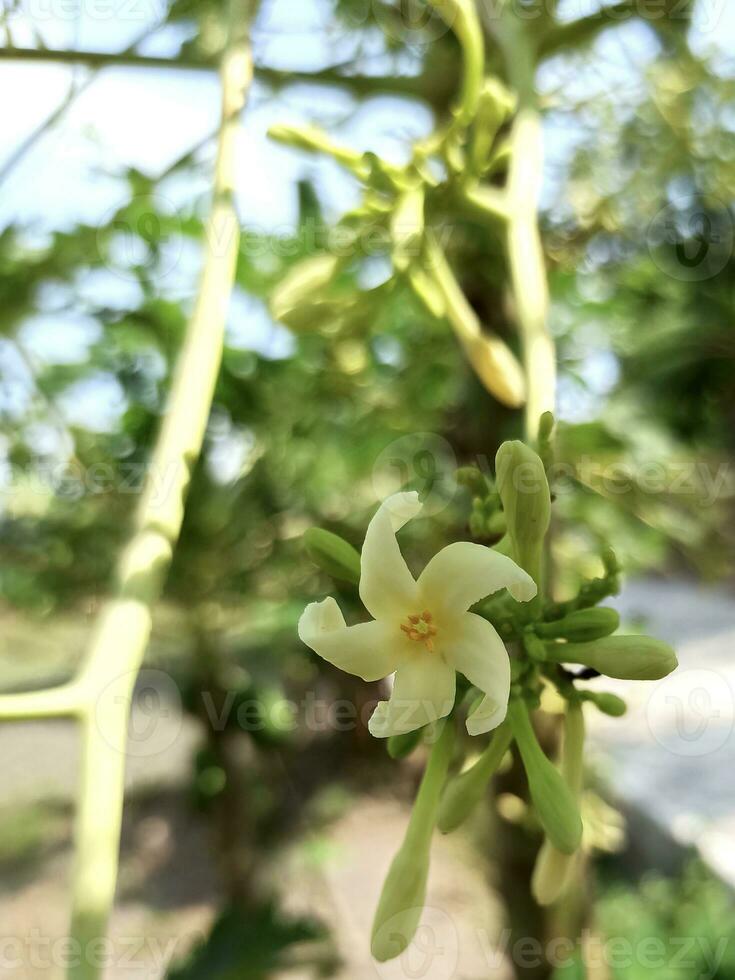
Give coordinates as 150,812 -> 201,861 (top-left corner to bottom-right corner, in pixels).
166,902 -> 338,979
0,0 -> 734,970
596,863 -> 735,979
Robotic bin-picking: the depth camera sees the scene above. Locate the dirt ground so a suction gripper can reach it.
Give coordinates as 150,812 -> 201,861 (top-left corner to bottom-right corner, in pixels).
0,707 -> 511,979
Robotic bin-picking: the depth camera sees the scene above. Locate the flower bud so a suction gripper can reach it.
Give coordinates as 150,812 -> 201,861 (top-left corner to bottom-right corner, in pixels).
531,702 -> 585,906
303,527 -> 361,584
532,840 -> 579,907
270,254 -> 341,330
371,839 -> 430,963
585,691 -> 627,717
536,607 -> 620,643
371,721 -> 455,961
437,724 -> 512,833
495,441 -> 550,589
507,700 -> 582,855
546,635 -> 677,681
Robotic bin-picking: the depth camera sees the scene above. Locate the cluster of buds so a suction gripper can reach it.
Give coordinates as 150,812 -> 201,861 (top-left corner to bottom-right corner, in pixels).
267,61 -> 529,408
300,415 -> 677,961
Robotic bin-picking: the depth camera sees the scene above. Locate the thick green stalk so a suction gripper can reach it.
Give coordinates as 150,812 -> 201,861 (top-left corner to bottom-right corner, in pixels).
497,14 -> 555,440
67,8 -> 253,974
0,3 -> 253,976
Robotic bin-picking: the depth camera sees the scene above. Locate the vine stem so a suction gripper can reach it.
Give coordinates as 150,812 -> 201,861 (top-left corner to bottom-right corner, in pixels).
0,2 -> 253,976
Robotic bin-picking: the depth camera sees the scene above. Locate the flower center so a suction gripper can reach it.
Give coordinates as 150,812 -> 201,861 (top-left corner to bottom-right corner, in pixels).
400,610 -> 437,652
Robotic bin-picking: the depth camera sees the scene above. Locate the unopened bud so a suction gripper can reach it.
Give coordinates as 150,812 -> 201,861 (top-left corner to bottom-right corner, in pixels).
495,441 -> 550,590
303,527 -> 360,584
531,702 -> 585,906
546,635 -> 677,681
270,254 -> 341,329
371,839 -> 430,963
507,700 -> 582,855
536,607 -> 620,643
532,839 -> 579,907
585,691 -> 627,717
371,721 -> 455,961
438,724 -> 512,833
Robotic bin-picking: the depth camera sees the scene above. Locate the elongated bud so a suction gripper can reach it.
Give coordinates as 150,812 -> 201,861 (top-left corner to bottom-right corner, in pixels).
532,841 -> 579,907
546,635 -> 677,681
585,691 -> 627,717
507,700 -> 582,855
372,721 -> 455,962
438,723 -> 512,833
532,702 -> 585,905
303,527 -> 360,584
270,254 -> 341,329
536,607 -> 620,643
495,441 -> 550,590
387,726 -> 425,760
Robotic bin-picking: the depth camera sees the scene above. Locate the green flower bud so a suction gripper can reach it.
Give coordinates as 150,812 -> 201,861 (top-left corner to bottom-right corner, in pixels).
456,466 -> 490,497
532,840 -> 579,907
387,726 -> 425,760
371,841 -> 430,963
546,635 -> 677,681
531,702 -> 585,906
437,723 -> 511,833
270,254 -> 341,329
371,721 -> 454,962
303,527 -> 361,584
507,700 -> 582,855
495,441 -> 550,590
585,691 -> 627,717
536,607 -> 620,643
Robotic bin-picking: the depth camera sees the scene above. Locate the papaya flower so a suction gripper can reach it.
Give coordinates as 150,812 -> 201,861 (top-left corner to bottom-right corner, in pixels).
298,492 -> 537,738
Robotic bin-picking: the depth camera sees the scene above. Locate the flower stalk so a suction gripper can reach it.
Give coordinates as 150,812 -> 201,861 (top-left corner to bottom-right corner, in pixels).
371,719 -> 456,962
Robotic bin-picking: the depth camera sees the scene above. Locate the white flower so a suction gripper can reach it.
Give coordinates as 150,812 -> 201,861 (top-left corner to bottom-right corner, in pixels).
298,492 -> 537,738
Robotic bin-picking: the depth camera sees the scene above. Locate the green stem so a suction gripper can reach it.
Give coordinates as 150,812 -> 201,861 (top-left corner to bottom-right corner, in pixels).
68,5 -> 252,964
497,17 -> 556,441
404,719 -> 457,851
0,4 -> 253,976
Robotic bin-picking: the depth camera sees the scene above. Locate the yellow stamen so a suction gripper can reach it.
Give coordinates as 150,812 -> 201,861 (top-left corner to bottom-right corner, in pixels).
400,610 -> 437,651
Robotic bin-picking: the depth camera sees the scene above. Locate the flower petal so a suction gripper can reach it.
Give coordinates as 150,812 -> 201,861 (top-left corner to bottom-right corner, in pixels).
359,492 -> 422,622
368,657 -> 455,738
418,541 -> 536,617
442,612 -> 511,735
298,597 -> 400,681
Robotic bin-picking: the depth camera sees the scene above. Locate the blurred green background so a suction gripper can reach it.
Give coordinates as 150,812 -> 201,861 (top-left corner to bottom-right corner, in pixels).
0,0 -> 734,976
